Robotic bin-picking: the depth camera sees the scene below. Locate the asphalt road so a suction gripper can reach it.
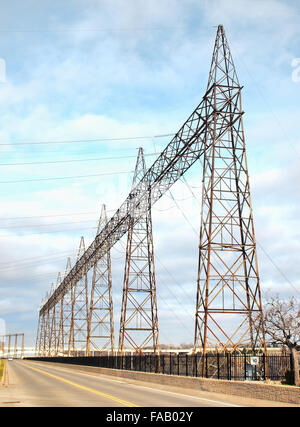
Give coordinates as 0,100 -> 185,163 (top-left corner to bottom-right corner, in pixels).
0,360 -> 295,407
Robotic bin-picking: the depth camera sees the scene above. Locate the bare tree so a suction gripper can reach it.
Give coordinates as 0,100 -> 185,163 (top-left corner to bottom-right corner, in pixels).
260,296 -> 300,386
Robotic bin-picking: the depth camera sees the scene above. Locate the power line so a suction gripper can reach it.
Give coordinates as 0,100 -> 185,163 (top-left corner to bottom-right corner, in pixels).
0,133 -> 174,146
155,286 -> 193,336
0,210 -> 99,221
0,250 -> 76,269
0,170 -> 133,184
228,33 -> 300,162
118,239 -> 194,324
180,175 -> 300,298
0,225 -> 97,238
0,208 -> 121,221
154,254 -> 193,307
0,27 -> 184,33
0,218 -> 97,230
168,190 -> 198,235
0,152 -> 158,167
257,242 -> 300,297
0,254 -> 74,273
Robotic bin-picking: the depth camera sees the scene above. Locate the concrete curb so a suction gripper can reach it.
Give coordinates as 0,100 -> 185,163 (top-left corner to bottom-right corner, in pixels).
27,361 -> 300,405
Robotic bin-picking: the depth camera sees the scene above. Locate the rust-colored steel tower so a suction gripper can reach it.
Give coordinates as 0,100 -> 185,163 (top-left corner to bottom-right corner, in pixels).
87,204 -> 115,355
42,294 -> 51,356
48,283 -> 56,356
69,237 -> 89,355
59,257 -> 72,355
118,148 -> 159,354
48,273 -> 62,356
194,25 -> 266,359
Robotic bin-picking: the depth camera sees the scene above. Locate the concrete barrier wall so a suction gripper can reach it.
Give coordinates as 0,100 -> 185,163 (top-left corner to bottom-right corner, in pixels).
29,360 -> 300,405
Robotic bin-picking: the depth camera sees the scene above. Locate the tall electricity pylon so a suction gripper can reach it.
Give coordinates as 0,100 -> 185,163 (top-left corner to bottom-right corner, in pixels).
194,25 -> 266,359
69,237 -> 89,355
35,305 -> 44,356
48,273 -> 62,356
40,293 -> 51,357
87,204 -> 115,355
36,288 -> 55,357
119,148 -> 159,354
60,257 -> 72,355
48,282 -> 57,356
35,315 -> 42,356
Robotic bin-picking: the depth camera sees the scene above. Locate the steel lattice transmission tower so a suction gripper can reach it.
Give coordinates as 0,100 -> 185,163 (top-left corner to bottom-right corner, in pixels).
60,257 -> 72,355
87,204 -> 115,355
194,25 -> 266,357
41,291 -> 51,357
118,147 -> 159,354
48,273 -> 62,356
35,305 -> 46,357
69,237 -> 89,355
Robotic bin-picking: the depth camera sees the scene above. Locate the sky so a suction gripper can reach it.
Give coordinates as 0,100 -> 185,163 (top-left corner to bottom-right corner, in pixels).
0,0 -> 299,347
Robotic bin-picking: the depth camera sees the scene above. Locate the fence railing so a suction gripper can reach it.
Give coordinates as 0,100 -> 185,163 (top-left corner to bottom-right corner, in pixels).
27,353 -> 292,382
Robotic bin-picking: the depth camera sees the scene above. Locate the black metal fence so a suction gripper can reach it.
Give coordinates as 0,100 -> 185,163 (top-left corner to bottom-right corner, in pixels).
27,352 -> 292,382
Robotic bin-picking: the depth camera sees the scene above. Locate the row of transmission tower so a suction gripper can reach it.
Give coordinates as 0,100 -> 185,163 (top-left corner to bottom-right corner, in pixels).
0,333 -> 24,359
35,25 -> 267,360
36,148 -> 158,356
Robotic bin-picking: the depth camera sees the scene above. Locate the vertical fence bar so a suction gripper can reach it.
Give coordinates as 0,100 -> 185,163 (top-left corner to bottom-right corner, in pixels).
26,354 -> 292,382
226,353 -> 229,380
233,352 -> 237,381
186,354 -> 188,377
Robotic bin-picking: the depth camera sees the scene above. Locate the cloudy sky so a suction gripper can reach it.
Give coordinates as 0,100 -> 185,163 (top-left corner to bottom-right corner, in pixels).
0,0 -> 299,347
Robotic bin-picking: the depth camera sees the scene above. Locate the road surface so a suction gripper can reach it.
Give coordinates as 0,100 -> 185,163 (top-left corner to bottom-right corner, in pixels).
0,360 -> 295,407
